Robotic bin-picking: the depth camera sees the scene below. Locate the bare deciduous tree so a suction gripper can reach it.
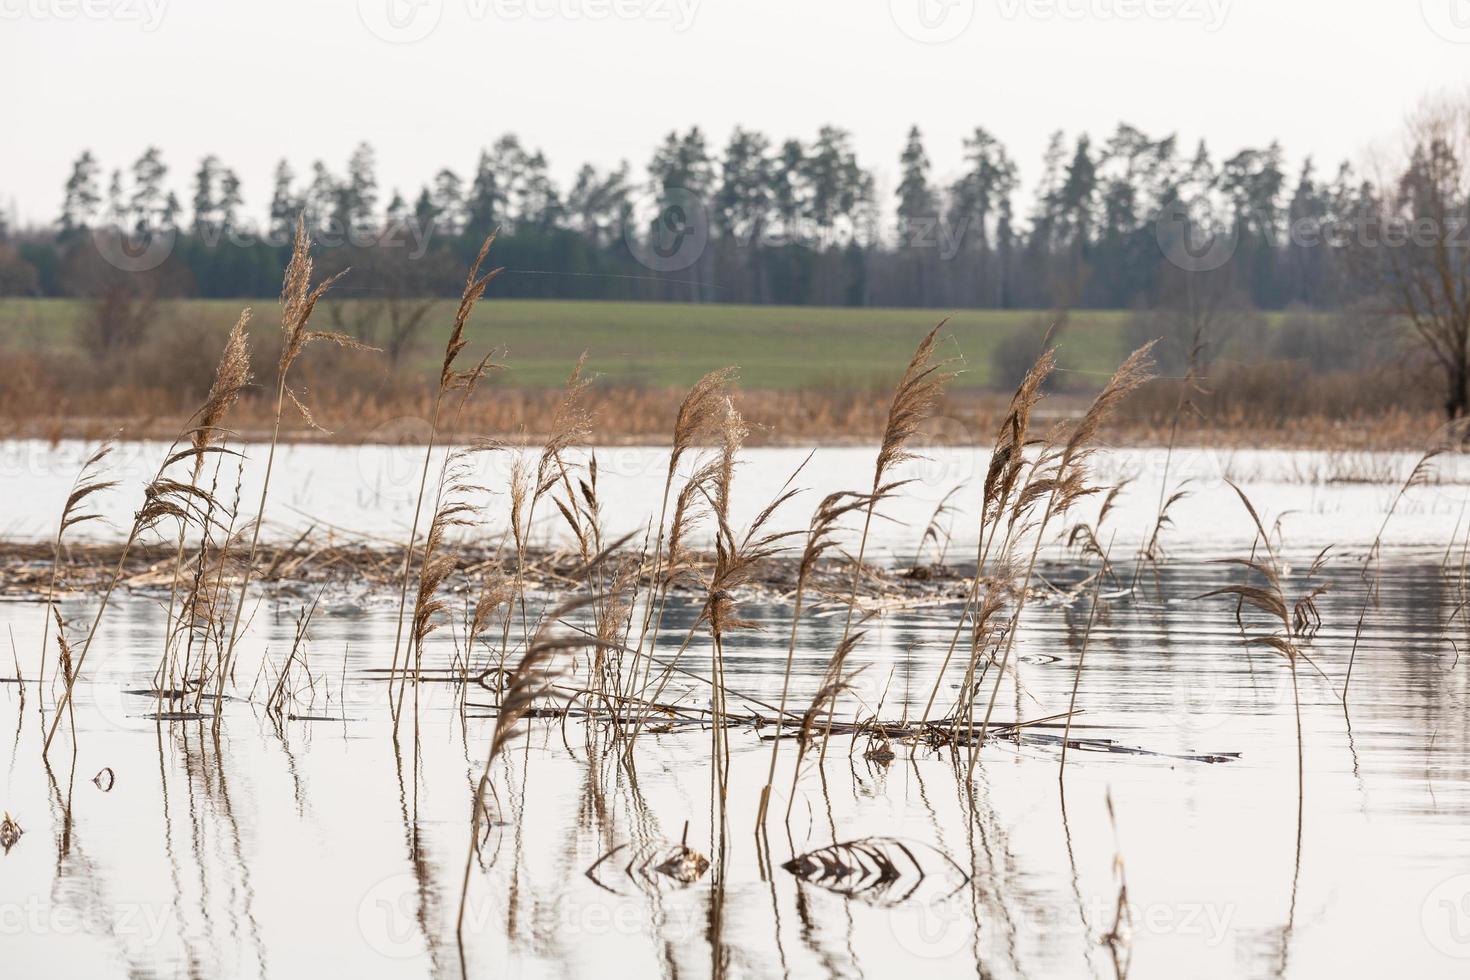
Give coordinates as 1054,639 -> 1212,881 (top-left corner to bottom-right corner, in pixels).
324,234 -> 457,364
1376,94 -> 1470,419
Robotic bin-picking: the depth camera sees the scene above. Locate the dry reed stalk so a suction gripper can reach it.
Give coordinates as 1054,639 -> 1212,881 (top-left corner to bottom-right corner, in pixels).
784,632 -> 866,823
822,322 -> 954,759
43,321 -> 261,756
705,402 -> 748,820
457,596 -> 600,939
968,343 -> 1156,780
919,347 -> 1054,728
626,421 -> 804,753
387,234 -> 501,721
756,489 -> 875,831
37,440 -> 116,703
394,452 -> 487,728
265,591 -> 323,719
44,458 -> 230,753
514,356 -> 593,646
157,311 -> 250,704
916,485 -> 962,566
1197,482 -> 1315,849
218,217 -> 371,711
1343,425 -> 1461,700
1130,324 -> 1207,594
1059,535 -> 1113,779
631,369 -> 736,678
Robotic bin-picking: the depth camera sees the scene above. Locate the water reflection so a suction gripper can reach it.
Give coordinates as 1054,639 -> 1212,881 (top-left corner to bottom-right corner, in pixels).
2,555 -> 1469,978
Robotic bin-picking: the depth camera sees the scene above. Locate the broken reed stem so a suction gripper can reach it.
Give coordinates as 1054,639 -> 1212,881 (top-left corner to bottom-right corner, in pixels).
1059,536 -> 1113,779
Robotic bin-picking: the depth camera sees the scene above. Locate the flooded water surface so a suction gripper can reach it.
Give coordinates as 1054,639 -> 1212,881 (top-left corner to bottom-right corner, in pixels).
3,442 -> 1470,978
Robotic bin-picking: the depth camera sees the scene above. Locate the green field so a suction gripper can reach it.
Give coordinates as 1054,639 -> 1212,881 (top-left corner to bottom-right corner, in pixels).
0,298 -> 1140,389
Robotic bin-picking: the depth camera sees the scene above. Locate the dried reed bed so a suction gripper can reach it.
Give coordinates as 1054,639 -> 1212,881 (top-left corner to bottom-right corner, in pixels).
0,362 -> 1451,451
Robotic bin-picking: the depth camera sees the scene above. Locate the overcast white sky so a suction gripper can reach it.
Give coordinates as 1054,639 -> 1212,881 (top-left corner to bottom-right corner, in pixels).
3,0 -> 1469,225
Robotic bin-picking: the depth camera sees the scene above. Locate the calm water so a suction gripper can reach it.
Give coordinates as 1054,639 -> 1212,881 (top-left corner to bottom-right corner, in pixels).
4,439 -> 1470,555
3,442 -> 1470,978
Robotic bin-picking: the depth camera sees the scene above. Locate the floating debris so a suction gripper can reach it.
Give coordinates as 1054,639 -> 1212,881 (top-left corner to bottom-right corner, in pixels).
93,768 -> 115,792
586,823 -> 712,892
863,737 -> 896,766
0,812 -> 21,852
651,841 -> 711,884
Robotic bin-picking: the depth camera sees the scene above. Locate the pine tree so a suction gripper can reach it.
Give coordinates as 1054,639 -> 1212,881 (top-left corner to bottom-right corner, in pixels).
715,127 -> 773,242
192,155 -> 221,234
466,149 -> 502,234
129,147 -> 168,233
896,125 -> 934,227
59,150 -> 102,238
343,142 -> 378,236
268,160 -> 299,241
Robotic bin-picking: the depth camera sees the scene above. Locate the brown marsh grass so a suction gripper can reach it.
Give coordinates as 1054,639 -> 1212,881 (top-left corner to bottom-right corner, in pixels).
0,354 -> 1450,452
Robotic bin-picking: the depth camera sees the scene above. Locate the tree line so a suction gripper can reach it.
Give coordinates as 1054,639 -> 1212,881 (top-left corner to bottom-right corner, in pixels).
0,122 -> 1403,311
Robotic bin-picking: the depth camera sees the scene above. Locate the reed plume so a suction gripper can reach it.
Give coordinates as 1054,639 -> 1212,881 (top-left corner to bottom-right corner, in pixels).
159,310 -> 252,703
219,217 -> 371,708
835,322 -> 956,688
44,366 -> 245,755
970,342 -> 1155,775
920,346 -> 1054,728
190,310 -> 252,477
